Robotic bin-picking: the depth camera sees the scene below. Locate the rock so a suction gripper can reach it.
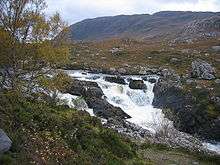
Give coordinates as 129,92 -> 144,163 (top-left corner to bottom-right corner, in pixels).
0,129 -> 12,154
105,76 -> 126,85
73,97 -> 88,111
86,97 -> 131,120
87,75 -> 100,80
170,58 -> 181,64
139,67 -> 159,75
118,68 -> 127,74
148,78 -> 157,84
191,59 -> 216,80
129,80 -> 147,90
66,79 -> 130,120
109,67 -> 116,73
142,77 -> 157,83
211,96 -> 220,107
215,79 -> 220,84
66,79 -> 104,99
186,79 -> 197,86
84,87 -> 104,99
104,119 -> 152,139
153,78 -> 220,141
212,46 -> 220,52
109,47 -> 123,54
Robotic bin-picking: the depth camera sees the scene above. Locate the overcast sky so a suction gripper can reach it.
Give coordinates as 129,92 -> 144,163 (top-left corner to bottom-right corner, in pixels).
46,0 -> 220,24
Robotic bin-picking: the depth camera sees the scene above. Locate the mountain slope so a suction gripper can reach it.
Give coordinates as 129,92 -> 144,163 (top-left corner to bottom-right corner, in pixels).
68,11 -> 220,42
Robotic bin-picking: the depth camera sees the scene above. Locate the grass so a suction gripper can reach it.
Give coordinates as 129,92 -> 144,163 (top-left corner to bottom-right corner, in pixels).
0,92 -> 140,164
0,91 -> 220,165
68,38 -> 220,77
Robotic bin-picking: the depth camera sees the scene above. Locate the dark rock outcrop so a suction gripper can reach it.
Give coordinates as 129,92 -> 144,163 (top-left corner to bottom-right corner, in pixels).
86,97 -> 131,119
0,129 -> 12,154
153,71 -> 220,141
66,79 -> 104,98
129,80 -> 147,90
142,77 -> 157,84
66,79 -> 130,120
191,59 -> 216,80
105,76 -> 126,85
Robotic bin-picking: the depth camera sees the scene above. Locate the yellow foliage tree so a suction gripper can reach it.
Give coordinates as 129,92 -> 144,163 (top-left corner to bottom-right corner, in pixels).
0,0 -> 70,94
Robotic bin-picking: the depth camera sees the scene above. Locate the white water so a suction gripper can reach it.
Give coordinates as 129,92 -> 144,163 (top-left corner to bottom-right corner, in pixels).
63,70 -> 220,154
57,92 -> 95,116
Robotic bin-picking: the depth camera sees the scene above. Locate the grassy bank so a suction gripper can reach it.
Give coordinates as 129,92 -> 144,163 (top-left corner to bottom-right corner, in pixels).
0,92 -> 219,165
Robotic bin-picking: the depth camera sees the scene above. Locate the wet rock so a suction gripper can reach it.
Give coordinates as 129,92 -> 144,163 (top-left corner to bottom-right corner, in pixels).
87,75 -> 100,80
129,80 -> 147,90
105,76 -> 126,85
104,119 -> 152,139
73,97 -> 88,111
0,129 -> 12,154
191,59 -> 216,80
66,79 -> 131,120
86,97 -> 131,120
148,78 -> 157,84
84,87 -> 104,99
66,79 -> 104,99
142,77 -> 157,83
104,118 -> 208,154
153,78 -> 220,141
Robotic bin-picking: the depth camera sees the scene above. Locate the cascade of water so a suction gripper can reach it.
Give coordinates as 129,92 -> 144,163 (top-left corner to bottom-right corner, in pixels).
64,70 -> 220,154
67,70 -> 168,133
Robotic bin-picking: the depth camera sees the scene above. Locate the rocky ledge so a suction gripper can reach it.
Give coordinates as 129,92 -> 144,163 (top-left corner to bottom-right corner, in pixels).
152,66 -> 220,142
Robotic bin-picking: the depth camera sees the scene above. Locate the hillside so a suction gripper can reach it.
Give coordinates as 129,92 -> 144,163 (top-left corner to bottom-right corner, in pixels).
68,11 -> 220,42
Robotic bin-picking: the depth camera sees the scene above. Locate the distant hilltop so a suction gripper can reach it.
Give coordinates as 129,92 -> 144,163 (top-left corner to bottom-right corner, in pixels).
65,11 -> 220,42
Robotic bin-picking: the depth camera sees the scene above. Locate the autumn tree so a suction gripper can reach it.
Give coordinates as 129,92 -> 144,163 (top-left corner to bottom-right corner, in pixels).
0,0 -> 70,95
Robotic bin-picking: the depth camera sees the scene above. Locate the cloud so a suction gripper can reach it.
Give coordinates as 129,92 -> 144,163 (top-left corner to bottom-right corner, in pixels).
45,0 -> 220,24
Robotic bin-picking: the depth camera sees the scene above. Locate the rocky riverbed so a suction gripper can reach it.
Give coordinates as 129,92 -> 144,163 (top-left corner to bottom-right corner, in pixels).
57,69 -> 220,155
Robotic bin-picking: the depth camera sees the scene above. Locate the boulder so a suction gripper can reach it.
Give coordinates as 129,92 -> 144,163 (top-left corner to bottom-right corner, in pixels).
105,76 -> 126,85
170,58 -> 181,64
84,86 -> 104,99
129,80 -> 147,90
0,129 -> 12,154
73,97 -> 88,111
109,47 -> 123,54
142,77 -> 157,84
66,79 -> 104,99
118,68 -> 127,74
215,79 -> 220,84
86,97 -> 131,119
191,59 -> 216,80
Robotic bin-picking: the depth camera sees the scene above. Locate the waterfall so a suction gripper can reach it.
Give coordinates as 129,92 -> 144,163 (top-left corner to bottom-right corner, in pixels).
62,70 -> 220,154
66,70 -> 170,133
